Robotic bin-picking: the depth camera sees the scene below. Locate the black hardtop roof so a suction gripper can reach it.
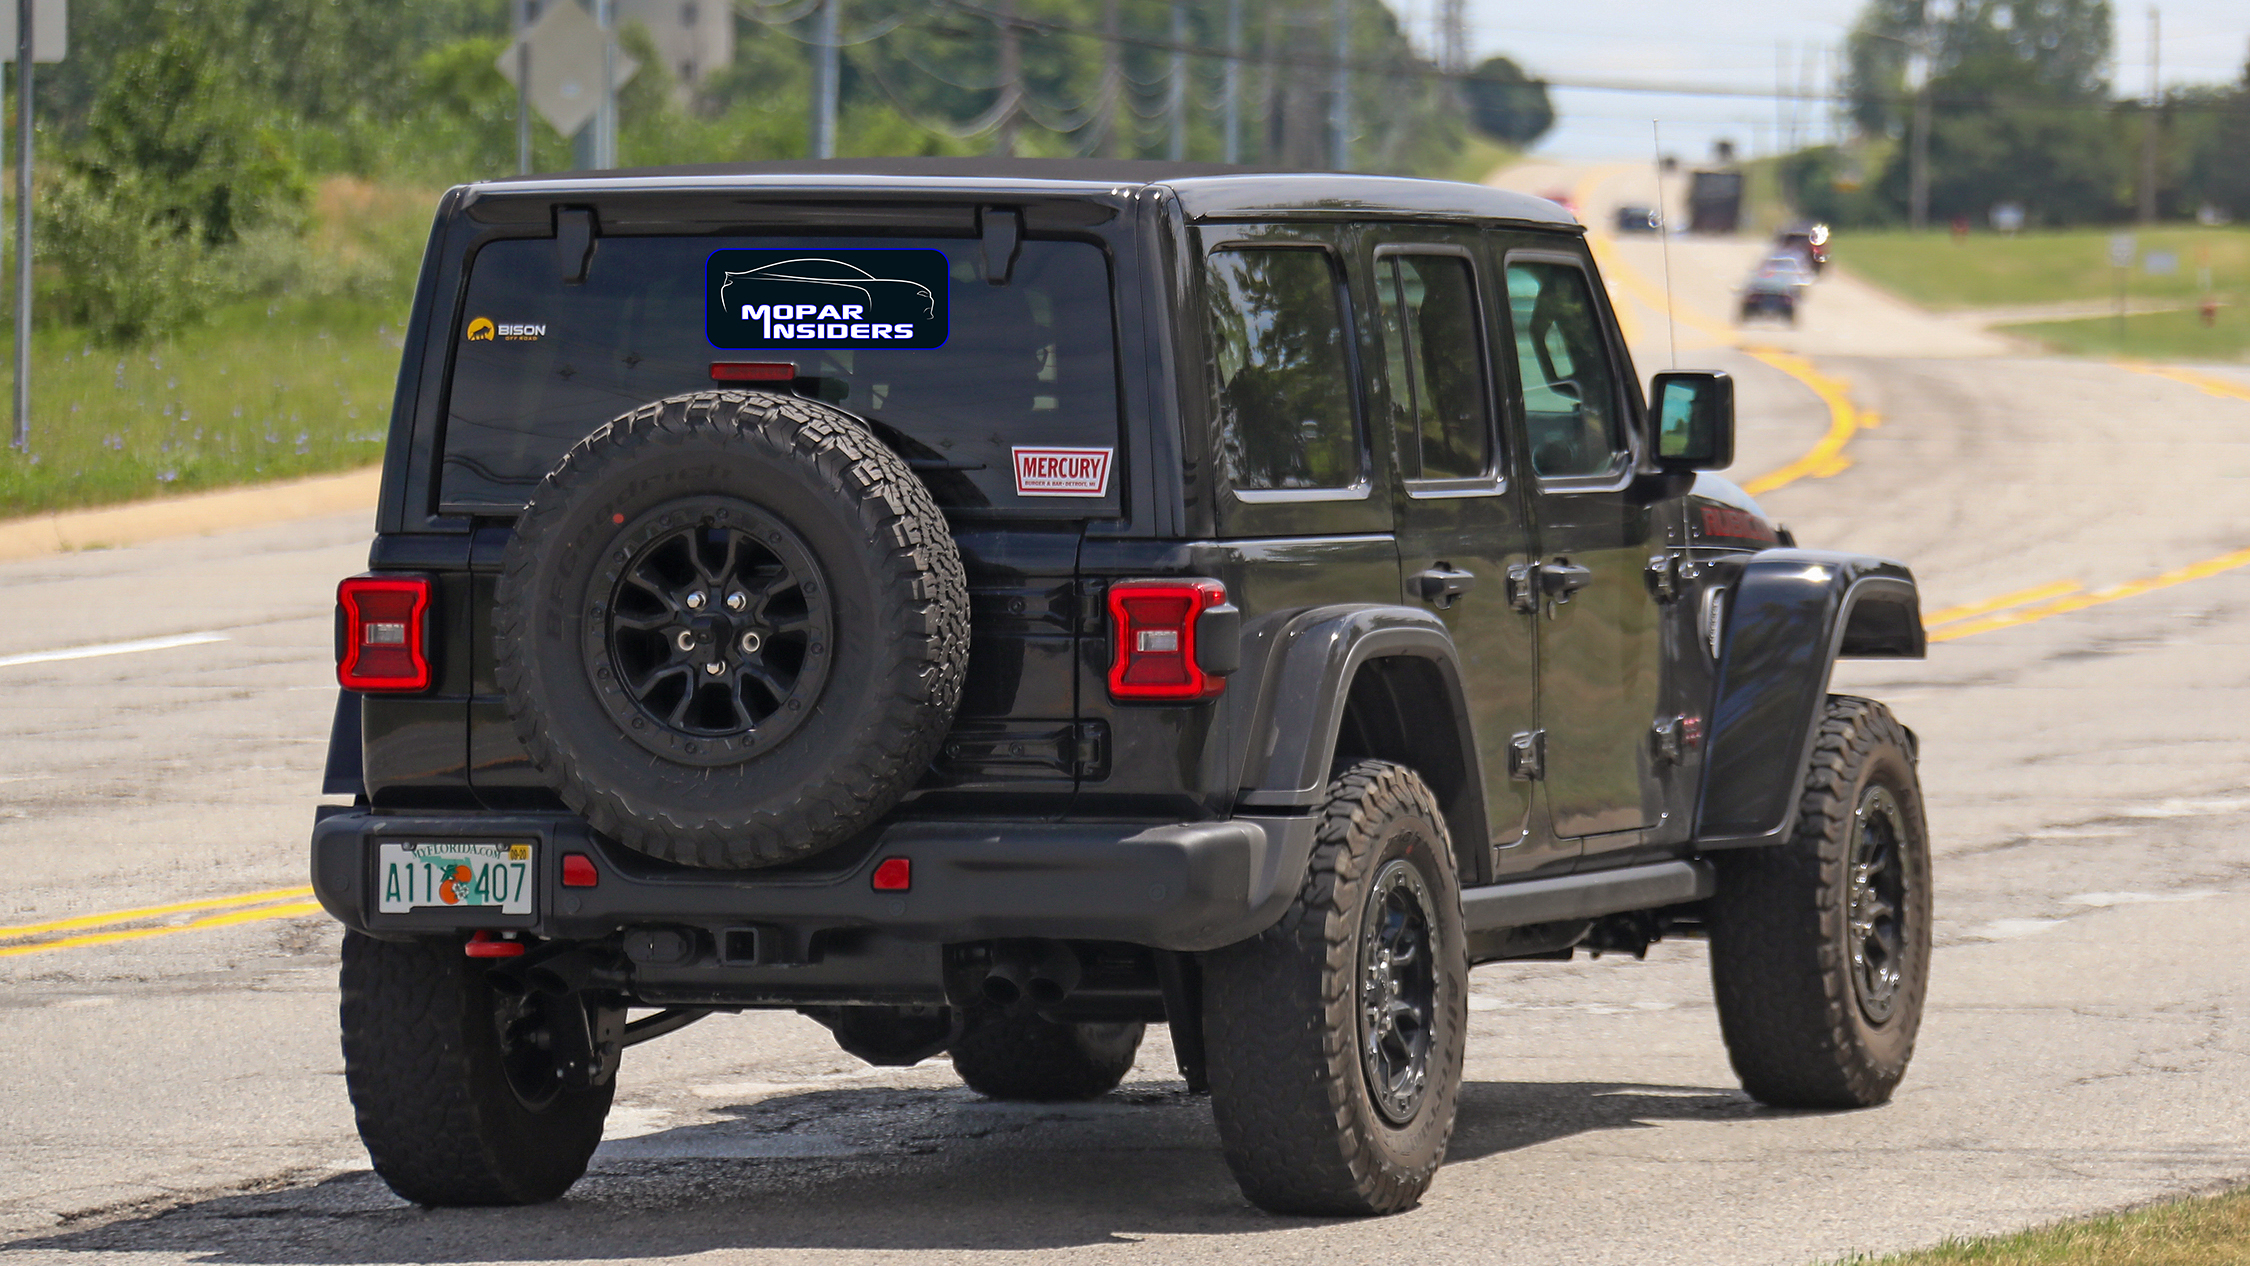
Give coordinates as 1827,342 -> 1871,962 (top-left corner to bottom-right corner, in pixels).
467,158 -> 1580,229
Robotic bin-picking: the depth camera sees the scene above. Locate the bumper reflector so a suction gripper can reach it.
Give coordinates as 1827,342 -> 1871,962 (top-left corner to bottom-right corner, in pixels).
871,857 -> 911,891
562,854 -> 599,887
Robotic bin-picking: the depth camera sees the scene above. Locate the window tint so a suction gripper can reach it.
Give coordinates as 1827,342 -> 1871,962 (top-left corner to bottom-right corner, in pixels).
1376,254 -> 1492,481
441,236 -> 1117,512
1205,247 -> 1358,491
1504,260 -> 1624,480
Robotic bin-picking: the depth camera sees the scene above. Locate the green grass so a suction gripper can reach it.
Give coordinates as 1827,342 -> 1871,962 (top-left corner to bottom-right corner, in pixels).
1836,1187 -> 2250,1265
1834,225 -> 2250,312
0,177 -> 430,518
2000,303 -> 2250,362
0,295 -> 403,517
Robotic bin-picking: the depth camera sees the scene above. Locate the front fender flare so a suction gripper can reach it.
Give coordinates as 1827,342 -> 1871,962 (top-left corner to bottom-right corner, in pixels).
1696,549 -> 1922,848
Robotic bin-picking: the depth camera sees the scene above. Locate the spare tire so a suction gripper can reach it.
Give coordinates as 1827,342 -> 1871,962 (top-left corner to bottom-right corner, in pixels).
494,391 -> 968,869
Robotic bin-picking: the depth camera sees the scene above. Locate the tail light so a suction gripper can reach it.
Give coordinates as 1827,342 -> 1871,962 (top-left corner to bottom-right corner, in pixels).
1107,579 -> 1235,702
336,574 -> 432,692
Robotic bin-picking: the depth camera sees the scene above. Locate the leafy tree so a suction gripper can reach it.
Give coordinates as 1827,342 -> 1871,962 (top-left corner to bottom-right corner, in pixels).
1461,55 -> 1552,147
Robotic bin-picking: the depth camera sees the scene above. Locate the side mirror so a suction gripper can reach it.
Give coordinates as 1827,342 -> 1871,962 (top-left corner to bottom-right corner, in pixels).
1650,371 -> 1734,471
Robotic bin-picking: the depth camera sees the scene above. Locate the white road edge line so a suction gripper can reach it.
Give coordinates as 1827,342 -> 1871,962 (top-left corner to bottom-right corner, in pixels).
0,631 -> 231,669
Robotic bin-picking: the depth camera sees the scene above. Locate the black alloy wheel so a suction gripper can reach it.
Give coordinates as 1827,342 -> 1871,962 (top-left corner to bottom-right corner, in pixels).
591,499 -> 833,765
1360,858 -> 1437,1125
1846,785 -> 1909,1025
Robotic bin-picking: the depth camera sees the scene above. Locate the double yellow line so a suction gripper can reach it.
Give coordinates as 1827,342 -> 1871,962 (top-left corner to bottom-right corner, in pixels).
0,886 -> 323,958
1924,547 -> 2250,643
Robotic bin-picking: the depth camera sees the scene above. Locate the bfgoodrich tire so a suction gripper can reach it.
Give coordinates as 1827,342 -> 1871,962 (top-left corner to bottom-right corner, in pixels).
339,933 -> 613,1206
1708,695 -> 1931,1108
1201,760 -> 1467,1216
495,391 -> 969,869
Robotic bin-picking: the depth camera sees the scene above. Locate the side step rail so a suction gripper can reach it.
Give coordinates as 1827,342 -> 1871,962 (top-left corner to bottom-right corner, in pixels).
1459,860 -> 1715,932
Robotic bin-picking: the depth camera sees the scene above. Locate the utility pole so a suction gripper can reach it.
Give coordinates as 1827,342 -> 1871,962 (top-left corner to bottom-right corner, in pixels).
2138,5 -> 2159,224
1222,0 -> 1241,163
12,0 -> 30,452
513,0 -> 531,174
1906,22 -> 1932,231
1100,0 -> 1120,157
1165,1 -> 1186,160
995,0 -> 1020,156
810,0 -> 838,159
1329,0 -> 1349,169
594,0 -> 616,168
1438,0 -> 1465,73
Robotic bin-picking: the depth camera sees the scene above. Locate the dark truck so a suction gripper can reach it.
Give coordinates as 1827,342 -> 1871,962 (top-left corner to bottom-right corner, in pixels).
314,159 -> 1931,1217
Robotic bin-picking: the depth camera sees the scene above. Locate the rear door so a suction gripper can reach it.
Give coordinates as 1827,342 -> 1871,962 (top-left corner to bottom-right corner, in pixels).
1363,229 -> 1556,878
1491,236 -> 1666,851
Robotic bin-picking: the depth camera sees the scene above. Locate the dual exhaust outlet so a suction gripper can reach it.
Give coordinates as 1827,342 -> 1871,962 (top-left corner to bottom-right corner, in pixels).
977,939 -> 1082,1010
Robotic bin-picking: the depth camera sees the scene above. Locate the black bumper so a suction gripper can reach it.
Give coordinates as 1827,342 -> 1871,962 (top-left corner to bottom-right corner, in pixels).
310,807 -> 1316,956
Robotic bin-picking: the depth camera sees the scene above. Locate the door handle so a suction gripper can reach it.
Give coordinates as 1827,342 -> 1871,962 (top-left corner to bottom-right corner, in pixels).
1541,560 -> 1593,605
1412,565 -> 1476,610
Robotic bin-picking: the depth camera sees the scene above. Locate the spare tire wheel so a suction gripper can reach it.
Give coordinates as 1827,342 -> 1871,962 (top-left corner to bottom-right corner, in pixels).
494,391 -> 969,869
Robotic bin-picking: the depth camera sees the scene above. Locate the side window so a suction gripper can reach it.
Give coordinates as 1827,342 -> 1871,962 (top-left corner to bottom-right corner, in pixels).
1375,253 -> 1493,482
1205,246 -> 1360,492
1504,259 -> 1625,480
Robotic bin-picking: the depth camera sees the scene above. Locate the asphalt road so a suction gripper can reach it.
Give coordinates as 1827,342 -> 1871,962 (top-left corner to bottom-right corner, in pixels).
5,169 -> 2250,1264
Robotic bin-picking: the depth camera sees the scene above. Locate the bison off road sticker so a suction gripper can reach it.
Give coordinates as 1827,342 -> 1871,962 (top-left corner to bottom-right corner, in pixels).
706,248 -> 950,350
1012,447 -> 1113,497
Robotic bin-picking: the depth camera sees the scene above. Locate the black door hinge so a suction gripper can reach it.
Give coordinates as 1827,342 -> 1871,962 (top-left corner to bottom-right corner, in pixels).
1650,714 -> 1702,767
1644,552 -> 1701,603
1508,729 -> 1546,781
1506,562 -> 1540,614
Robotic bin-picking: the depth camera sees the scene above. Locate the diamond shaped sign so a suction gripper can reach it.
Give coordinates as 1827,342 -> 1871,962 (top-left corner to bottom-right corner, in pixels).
496,0 -> 639,139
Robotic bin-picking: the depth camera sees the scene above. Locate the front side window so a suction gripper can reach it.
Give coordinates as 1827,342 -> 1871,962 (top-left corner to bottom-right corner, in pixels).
1503,259 -> 1625,480
1205,247 -> 1359,492
1375,253 -> 1492,482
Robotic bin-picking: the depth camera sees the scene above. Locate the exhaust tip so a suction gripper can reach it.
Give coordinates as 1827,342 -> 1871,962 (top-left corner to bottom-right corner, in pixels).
1027,977 -> 1068,1006
982,974 -> 1023,1007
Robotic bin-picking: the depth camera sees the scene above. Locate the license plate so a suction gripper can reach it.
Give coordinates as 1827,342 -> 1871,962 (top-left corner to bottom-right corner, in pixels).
378,842 -> 536,914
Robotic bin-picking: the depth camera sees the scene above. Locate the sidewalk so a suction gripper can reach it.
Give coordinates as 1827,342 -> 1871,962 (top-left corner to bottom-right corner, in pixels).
0,466 -> 381,563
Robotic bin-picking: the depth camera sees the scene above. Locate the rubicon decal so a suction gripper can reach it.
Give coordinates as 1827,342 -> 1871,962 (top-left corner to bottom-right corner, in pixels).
1012,446 -> 1113,497
707,249 -> 950,350
1698,505 -> 1778,543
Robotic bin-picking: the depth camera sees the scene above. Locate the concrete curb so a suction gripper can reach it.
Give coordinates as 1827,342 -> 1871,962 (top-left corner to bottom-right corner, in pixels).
0,466 -> 381,563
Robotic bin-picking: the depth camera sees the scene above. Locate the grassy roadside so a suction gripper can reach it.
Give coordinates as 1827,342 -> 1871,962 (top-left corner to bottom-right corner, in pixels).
0,177 -> 430,519
1834,225 -> 2250,312
2001,305 -> 2249,361
1837,1187 -> 2250,1265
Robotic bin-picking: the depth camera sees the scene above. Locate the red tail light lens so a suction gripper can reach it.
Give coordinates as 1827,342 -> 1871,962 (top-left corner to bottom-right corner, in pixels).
1107,579 -> 1228,701
337,574 -> 432,692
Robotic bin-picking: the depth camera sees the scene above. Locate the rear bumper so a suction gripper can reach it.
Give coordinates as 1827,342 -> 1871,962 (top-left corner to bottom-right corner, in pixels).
309,807 -> 1316,956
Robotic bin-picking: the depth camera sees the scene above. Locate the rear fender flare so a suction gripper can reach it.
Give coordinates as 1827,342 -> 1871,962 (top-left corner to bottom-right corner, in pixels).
1695,549 -> 1922,848
1233,605 -> 1489,869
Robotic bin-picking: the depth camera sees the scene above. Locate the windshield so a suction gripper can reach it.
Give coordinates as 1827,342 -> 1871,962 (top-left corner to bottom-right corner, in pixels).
441,234 -> 1120,514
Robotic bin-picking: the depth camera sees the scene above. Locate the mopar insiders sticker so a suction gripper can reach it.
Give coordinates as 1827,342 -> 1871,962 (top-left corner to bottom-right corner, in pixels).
1012,446 -> 1113,497
706,249 -> 950,350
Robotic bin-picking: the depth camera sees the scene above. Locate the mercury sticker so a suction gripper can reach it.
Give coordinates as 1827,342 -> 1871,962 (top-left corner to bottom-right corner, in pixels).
1012,447 -> 1113,497
707,249 -> 950,350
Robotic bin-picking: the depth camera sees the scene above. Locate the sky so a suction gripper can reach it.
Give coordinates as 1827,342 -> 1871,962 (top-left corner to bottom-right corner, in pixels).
1383,0 -> 2250,161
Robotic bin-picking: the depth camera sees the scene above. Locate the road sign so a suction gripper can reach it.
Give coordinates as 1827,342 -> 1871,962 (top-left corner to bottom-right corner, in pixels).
495,0 -> 636,140
2108,234 -> 2136,268
2143,250 -> 2178,276
0,0 -> 64,62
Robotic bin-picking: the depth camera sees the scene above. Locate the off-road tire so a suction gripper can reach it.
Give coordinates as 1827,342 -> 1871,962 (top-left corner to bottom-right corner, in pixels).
1201,760 -> 1466,1216
339,932 -> 613,1206
948,1006 -> 1145,1101
495,391 -> 969,868
1709,695 -> 1931,1109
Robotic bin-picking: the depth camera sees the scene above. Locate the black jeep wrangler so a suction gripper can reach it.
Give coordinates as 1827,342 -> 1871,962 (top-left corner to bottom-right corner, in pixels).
313,159 -> 1930,1217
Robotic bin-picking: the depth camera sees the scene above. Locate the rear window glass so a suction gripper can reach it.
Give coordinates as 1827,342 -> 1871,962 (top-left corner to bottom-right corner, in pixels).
441,235 -> 1119,514
1204,247 -> 1359,492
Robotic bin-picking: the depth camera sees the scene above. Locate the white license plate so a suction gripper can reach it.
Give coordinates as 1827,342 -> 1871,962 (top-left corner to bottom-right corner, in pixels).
378,842 -> 536,914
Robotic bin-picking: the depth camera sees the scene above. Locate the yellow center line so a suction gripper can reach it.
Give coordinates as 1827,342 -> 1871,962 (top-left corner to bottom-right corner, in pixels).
1931,545 -> 2250,642
1737,349 -> 1865,496
2117,361 -> 2250,403
1923,579 -> 2085,629
0,900 -> 327,958
0,885 -> 317,940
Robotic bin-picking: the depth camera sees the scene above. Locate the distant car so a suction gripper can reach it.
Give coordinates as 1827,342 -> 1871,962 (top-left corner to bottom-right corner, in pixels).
1614,205 -> 1662,234
1740,254 -> 1810,324
1776,222 -> 1830,274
